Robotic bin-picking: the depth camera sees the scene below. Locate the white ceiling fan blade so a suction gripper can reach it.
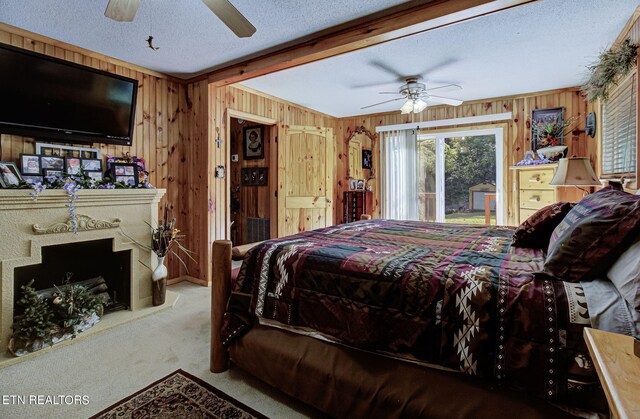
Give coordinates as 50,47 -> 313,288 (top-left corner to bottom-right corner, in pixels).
425,95 -> 463,106
426,83 -> 462,92
361,97 -> 404,110
378,91 -> 401,95
104,0 -> 140,22
201,0 -> 256,38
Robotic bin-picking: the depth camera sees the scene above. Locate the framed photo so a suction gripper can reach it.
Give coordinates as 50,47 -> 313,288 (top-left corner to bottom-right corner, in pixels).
81,158 -> 102,172
65,157 -> 82,175
362,150 -> 372,170
241,167 -> 268,186
41,155 -> 65,170
22,175 -> 44,185
349,179 -> 357,190
0,162 -> 22,187
106,155 -> 147,185
36,143 -> 101,159
39,146 -> 62,156
19,154 -> 41,175
531,107 -> 565,151
111,163 -> 138,187
243,126 -> 264,160
356,179 -> 365,190
43,169 -> 64,178
86,171 -> 103,181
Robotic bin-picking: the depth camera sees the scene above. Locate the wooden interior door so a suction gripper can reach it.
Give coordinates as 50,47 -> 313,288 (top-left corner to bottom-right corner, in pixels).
278,125 -> 334,237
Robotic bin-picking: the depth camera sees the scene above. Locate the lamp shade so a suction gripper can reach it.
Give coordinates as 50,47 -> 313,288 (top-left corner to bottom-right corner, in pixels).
400,99 -> 414,114
549,157 -> 601,186
413,99 -> 428,113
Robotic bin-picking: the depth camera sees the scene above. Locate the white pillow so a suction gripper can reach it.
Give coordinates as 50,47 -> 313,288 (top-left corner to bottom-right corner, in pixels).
607,236 -> 640,311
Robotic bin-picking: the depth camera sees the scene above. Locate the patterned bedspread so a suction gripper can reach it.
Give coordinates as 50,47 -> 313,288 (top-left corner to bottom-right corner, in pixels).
222,219 -> 604,408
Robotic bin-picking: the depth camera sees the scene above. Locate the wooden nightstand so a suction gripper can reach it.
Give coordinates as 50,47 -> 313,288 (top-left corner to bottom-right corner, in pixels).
583,328 -> 640,419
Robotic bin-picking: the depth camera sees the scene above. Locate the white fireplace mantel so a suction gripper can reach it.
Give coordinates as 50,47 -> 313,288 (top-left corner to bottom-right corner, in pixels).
0,188 -> 167,359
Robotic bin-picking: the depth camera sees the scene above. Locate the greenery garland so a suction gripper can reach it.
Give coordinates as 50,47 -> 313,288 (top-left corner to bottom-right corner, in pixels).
582,38 -> 638,102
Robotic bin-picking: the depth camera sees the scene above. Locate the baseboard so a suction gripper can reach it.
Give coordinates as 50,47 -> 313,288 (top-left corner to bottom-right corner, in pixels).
168,275 -> 209,287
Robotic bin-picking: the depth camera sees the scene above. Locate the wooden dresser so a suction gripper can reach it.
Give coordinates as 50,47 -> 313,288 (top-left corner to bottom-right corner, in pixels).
343,191 -> 373,223
510,163 -> 559,225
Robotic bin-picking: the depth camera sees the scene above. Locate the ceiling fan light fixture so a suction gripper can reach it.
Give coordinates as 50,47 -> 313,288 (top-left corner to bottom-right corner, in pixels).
400,99 -> 414,114
413,99 -> 428,113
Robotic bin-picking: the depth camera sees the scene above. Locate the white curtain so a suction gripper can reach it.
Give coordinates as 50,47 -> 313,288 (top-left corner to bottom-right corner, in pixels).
380,129 -> 418,220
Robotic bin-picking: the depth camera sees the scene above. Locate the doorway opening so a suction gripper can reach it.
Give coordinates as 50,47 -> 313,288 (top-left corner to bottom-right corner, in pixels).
229,117 -> 276,246
418,128 -> 504,225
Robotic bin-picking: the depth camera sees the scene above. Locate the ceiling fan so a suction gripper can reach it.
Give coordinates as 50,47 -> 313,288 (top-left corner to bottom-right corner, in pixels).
104,0 -> 256,38
361,77 -> 463,114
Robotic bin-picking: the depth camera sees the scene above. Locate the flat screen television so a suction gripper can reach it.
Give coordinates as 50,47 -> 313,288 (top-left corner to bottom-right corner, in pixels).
0,43 -> 138,146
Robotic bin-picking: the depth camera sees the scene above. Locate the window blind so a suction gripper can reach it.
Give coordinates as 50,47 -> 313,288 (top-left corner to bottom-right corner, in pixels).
602,72 -> 637,178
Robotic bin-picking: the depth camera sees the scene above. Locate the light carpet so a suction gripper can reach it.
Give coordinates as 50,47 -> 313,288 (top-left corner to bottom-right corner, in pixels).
0,282 -> 321,419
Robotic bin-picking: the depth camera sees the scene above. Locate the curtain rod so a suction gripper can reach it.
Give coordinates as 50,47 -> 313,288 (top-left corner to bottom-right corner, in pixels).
375,112 -> 513,133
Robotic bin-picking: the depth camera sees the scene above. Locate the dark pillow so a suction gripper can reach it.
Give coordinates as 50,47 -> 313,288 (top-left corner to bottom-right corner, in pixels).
511,202 -> 575,248
544,186 -> 640,282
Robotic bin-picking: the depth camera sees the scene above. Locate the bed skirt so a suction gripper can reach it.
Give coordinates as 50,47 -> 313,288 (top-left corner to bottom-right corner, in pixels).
230,325 -> 575,419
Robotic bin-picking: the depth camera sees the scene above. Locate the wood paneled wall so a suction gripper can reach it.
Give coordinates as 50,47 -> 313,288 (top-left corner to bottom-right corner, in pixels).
338,88 -> 595,226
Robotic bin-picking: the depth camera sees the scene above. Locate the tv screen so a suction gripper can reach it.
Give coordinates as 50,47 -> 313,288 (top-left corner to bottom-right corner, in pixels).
0,43 -> 137,146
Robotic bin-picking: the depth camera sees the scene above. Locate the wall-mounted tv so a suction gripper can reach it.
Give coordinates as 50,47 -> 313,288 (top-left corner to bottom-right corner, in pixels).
0,43 -> 138,146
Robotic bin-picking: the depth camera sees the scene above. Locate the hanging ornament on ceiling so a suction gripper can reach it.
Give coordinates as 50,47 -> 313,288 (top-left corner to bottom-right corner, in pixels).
146,3 -> 159,51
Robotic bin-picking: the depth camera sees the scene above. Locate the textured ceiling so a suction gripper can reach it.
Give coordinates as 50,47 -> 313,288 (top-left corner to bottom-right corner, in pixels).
1,0 -> 638,117
242,0 -> 640,117
0,0 -> 409,78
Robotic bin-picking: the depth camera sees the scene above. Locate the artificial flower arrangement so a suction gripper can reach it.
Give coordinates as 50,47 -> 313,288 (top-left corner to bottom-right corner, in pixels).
531,115 -> 580,149
123,204 -> 195,274
120,204 -> 194,306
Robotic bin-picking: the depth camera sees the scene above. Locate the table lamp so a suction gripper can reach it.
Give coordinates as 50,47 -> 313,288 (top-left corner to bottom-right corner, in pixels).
549,157 -> 602,195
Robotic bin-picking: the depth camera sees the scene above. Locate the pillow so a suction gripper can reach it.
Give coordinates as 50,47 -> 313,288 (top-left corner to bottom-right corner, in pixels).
544,186 -> 640,282
607,236 -> 640,311
511,202 -> 575,248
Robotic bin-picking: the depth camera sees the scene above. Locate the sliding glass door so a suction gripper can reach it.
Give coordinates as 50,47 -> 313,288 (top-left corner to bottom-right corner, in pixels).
417,138 -> 437,222
418,129 -> 503,225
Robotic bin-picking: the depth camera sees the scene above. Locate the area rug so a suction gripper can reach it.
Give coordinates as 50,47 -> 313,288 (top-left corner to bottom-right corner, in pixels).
90,369 -> 267,419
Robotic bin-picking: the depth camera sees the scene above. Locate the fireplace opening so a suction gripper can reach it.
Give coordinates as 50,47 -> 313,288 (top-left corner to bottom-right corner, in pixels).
14,239 -> 131,314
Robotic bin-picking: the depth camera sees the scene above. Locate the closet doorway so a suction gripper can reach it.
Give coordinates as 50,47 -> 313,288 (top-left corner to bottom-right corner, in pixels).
228,112 -> 277,246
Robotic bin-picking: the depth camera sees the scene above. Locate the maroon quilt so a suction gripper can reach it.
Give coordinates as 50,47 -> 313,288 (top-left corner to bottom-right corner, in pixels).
222,219 -> 604,408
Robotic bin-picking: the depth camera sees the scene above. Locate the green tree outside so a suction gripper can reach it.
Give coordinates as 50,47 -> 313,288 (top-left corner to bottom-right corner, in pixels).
418,135 -> 496,221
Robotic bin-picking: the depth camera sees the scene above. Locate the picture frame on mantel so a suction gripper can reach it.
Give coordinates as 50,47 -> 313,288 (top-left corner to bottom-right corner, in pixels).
111,163 -> 139,187
0,162 -> 22,187
36,142 -> 101,159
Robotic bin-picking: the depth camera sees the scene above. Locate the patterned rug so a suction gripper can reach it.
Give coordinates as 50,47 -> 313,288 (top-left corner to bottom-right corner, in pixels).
90,369 -> 267,419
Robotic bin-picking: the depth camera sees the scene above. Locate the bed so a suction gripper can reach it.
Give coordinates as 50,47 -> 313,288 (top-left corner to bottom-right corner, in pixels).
210,187 -> 640,418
